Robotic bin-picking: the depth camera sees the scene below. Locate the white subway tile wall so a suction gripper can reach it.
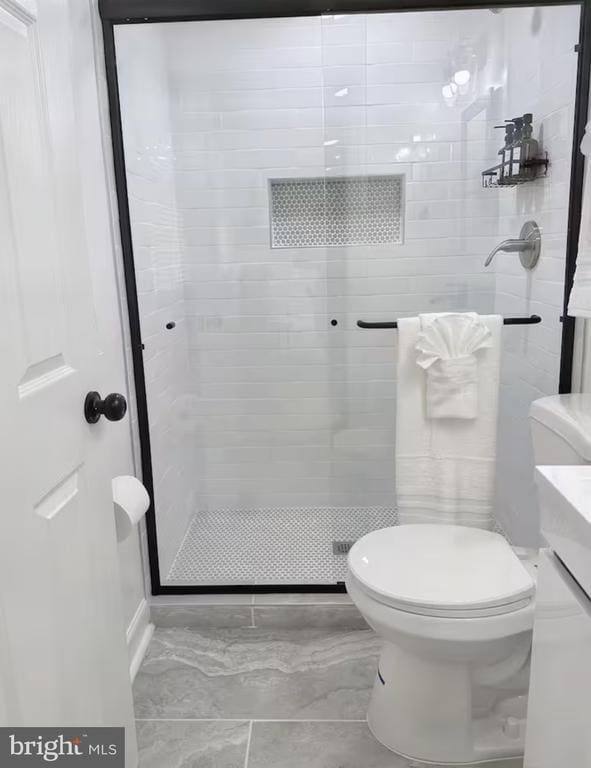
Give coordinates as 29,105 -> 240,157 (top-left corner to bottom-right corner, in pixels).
116,26 -> 199,576
492,5 -> 579,546
114,5 -> 577,583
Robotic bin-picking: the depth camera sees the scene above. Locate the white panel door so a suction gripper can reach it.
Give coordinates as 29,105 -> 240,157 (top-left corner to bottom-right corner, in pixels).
0,0 -> 137,762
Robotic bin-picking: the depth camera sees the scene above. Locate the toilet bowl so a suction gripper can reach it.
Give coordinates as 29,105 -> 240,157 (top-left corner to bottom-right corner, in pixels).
347,524 -> 536,765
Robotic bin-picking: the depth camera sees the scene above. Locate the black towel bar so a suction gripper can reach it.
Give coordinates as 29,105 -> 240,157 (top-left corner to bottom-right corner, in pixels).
356,314 -> 542,329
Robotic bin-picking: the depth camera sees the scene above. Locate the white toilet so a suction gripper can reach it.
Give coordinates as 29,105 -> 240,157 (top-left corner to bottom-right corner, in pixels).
347,394 -> 591,766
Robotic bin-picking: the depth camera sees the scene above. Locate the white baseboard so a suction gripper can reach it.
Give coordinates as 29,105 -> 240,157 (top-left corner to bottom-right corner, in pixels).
127,598 -> 154,682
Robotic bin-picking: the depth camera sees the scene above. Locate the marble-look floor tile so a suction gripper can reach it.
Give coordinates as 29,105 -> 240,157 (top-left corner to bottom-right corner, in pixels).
247,722 -> 405,768
133,627 -> 380,720
153,594 -> 254,606
151,605 -> 254,629
253,592 -> 353,605
246,722 -> 524,768
253,605 -> 368,630
136,720 -> 249,768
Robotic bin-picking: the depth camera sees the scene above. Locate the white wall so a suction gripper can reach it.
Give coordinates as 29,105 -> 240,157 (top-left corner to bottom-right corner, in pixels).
116,26 -> 199,576
174,12 -> 497,514
582,321 -> 591,390
490,5 -> 579,545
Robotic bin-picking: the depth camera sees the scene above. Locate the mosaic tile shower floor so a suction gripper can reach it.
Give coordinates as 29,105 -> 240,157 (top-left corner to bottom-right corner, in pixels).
165,506 -> 398,585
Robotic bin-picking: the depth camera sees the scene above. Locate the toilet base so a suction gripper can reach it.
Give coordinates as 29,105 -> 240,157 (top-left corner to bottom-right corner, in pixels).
367,641 -> 527,765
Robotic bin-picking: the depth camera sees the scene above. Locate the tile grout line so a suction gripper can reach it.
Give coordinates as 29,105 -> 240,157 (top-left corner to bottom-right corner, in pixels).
250,594 -> 255,628
243,721 -> 253,768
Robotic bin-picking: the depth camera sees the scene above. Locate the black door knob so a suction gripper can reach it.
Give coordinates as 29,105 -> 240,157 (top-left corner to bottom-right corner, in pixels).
84,391 -> 127,424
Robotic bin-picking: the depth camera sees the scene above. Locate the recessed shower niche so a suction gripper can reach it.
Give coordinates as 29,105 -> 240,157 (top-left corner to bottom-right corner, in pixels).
110,5 -> 580,591
269,175 -> 404,248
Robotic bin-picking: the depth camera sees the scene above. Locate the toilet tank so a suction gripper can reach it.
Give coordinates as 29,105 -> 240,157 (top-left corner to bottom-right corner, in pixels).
529,394 -> 591,465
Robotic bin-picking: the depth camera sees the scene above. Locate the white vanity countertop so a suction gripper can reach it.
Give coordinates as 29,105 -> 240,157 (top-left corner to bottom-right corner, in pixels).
536,465 -> 591,597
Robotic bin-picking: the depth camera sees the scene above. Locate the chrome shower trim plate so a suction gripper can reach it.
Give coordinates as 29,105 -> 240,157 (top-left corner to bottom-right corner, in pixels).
519,220 -> 541,270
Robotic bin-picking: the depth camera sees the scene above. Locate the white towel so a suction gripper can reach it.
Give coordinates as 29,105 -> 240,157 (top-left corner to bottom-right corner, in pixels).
395,314 -> 502,529
568,121 -> 591,317
415,313 -> 493,419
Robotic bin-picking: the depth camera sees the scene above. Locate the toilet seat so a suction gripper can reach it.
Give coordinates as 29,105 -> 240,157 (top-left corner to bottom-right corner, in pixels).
348,524 -> 535,619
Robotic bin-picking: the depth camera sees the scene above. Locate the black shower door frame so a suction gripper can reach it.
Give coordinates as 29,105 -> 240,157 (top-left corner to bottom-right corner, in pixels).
99,0 -> 591,595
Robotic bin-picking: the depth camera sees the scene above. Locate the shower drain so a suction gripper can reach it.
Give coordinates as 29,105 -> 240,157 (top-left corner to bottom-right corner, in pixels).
332,540 -> 355,555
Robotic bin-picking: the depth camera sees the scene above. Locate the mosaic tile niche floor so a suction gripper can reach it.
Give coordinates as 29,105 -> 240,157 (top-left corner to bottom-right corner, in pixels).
133,625 -> 523,768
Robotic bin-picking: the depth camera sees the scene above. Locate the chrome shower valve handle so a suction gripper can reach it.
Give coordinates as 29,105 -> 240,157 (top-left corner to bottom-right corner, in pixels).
485,221 -> 541,269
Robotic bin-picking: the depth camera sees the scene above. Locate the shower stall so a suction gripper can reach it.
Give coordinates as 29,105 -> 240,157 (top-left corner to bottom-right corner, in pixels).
100,0 -> 587,592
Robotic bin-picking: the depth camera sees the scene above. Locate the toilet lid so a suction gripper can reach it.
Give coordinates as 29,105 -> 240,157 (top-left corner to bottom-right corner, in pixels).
348,525 -> 535,614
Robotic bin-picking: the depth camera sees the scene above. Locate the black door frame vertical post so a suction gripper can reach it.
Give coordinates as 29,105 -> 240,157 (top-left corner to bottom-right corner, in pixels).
560,0 -> 591,393
101,22 -> 162,593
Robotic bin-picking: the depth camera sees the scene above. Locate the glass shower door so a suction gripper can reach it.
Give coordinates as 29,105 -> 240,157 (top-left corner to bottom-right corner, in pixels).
113,4 -> 579,588
115,14 -> 401,587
